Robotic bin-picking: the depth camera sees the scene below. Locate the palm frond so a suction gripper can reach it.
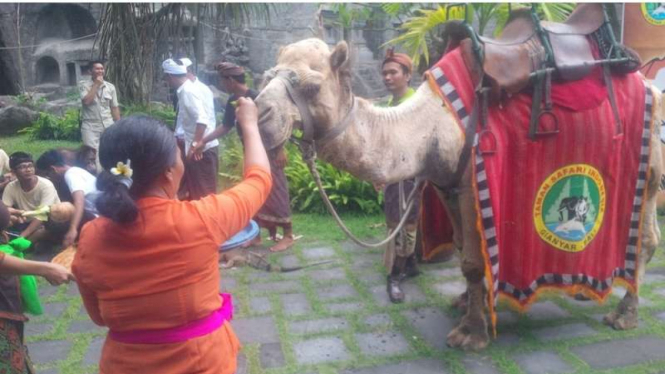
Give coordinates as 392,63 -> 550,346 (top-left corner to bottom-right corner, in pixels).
381,3 -> 403,17
387,2 -> 577,68
537,3 -> 575,22
384,5 -> 457,68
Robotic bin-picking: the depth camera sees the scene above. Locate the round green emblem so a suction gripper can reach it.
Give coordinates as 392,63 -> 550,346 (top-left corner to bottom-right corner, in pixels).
642,3 -> 665,26
534,164 -> 606,253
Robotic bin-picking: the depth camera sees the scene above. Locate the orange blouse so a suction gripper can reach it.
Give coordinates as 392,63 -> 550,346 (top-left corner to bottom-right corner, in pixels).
72,166 -> 272,374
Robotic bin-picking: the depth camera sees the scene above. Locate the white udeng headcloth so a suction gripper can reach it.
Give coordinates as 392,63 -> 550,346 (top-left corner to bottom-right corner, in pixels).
179,58 -> 193,68
162,58 -> 187,75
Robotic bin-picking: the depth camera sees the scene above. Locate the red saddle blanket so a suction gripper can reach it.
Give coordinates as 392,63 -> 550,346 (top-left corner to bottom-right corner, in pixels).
424,47 -> 656,330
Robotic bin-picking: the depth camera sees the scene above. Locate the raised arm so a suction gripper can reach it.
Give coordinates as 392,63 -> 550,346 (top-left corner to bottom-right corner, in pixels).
237,97 -> 270,172
193,98 -> 272,242
81,76 -> 103,106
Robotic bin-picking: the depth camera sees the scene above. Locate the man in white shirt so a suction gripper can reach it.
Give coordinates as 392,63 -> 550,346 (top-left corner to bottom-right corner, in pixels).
36,150 -> 99,248
173,57 -> 218,199
163,58 -> 219,200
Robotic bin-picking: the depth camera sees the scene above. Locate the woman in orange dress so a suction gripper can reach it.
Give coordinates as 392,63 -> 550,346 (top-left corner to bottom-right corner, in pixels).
72,98 -> 272,374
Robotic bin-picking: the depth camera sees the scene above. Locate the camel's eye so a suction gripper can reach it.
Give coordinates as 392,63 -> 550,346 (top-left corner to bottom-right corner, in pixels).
301,83 -> 321,97
263,69 -> 276,81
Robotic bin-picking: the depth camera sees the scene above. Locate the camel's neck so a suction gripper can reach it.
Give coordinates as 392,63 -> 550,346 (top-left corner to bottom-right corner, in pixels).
317,82 -> 464,185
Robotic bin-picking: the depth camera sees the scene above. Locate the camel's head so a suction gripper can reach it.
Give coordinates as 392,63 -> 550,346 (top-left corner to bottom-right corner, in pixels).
256,38 -> 353,150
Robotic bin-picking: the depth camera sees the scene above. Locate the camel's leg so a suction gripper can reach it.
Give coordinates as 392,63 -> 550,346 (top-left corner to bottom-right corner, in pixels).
434,187 -> 468,313
440,178 -> 490,351
605,133 -> 662,330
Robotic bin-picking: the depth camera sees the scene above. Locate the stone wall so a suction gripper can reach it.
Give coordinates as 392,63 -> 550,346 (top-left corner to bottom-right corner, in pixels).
0,3 -> 101,93
0,4 -> 23,95
199,4 -> 402,100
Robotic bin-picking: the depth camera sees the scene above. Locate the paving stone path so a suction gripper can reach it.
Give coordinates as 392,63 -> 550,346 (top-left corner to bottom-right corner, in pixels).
24,239 -> 665,374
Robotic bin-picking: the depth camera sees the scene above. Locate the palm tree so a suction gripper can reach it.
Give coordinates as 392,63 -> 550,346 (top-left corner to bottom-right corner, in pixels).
386,3 -> 576,70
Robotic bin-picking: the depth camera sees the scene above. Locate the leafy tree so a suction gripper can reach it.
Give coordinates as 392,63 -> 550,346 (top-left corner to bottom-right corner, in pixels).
96,4 -> 275,105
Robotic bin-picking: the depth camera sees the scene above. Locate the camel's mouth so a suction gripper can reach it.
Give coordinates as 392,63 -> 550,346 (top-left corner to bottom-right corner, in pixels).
256,101 -> 295,151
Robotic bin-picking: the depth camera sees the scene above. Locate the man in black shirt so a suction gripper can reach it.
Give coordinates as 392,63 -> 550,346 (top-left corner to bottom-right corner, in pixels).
194,62 -> 295,252
192,62 -> 258,146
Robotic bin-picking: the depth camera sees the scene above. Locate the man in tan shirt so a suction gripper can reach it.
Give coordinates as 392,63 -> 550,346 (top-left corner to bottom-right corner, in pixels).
2,152 -> 61,241
79,61 -> 120,161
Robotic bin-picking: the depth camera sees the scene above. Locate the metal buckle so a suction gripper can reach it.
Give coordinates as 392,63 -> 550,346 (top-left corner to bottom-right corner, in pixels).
478,129 -> 497,155
534,110 -> 560,137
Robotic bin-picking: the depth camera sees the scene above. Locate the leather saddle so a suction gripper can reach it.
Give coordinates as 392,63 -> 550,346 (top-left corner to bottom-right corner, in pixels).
448,4 -> 640,100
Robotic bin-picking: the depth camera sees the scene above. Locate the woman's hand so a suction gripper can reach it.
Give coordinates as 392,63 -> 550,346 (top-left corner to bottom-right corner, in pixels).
236,97 -> 259,131
39,262 -> 75,286
236,97 -> 270,173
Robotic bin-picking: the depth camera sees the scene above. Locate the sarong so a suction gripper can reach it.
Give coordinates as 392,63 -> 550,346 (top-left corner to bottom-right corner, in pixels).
184,147 -> 219,200
256,157 -> 291,225
0,319 -> 33,374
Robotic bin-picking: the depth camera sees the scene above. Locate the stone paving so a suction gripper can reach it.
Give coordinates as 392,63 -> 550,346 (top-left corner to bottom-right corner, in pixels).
24,238 -> 665,374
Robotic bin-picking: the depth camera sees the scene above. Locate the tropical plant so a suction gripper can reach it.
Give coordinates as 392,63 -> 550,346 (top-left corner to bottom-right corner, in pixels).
19,109 -> 81,141
284,142 -> 382,215
218,131 -> 245,189
386,3 -> 575,69
65,88 -> 80,102
121,103 -> 177,129
329,3 -> 373,42
14,93 -> 47,110
218,135 -> 382,215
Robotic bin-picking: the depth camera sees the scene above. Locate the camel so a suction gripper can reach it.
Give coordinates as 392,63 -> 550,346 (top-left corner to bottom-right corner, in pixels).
255,38 -> 663,351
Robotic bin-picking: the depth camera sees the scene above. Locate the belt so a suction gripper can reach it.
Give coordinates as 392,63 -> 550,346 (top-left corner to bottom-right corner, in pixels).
108,293 -> 234,345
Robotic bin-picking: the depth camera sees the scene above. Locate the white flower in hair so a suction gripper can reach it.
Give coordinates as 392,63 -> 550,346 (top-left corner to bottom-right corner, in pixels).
110,159 -> 133,178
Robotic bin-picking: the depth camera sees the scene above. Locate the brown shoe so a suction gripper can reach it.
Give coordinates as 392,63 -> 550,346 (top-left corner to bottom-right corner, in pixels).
387,275 -> 405,303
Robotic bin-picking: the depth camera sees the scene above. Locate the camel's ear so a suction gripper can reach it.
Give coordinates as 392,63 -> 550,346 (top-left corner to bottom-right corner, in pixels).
330,41 -> 350,72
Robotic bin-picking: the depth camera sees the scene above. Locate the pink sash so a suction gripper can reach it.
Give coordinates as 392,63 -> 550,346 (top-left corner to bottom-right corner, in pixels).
108,293 -> 234,345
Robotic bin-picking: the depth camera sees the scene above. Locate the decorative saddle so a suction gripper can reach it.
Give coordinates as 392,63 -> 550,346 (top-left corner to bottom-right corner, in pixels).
438,3 -> 643,189
447,4 -> 640,96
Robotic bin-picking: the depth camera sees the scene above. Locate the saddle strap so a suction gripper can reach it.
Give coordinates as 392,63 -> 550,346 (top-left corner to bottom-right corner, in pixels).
603,63 -> 623,136
528,71 -> 546,140
442,89 -> 483,194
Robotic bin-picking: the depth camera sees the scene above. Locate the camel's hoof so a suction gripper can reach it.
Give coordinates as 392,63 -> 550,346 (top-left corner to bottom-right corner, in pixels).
574,293 -> 591,301
446,325 -> 489,351
603,310 -> 638,330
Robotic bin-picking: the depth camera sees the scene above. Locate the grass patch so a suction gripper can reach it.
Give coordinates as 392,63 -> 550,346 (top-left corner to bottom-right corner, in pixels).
0,134 -> 80,157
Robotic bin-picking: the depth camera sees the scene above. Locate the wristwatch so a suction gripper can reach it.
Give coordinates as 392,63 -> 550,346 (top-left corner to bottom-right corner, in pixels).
191,141 -> 199,149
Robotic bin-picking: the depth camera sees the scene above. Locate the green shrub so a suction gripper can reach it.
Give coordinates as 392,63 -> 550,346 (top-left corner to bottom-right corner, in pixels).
218,131 -> 245,189
219,135 -> 382,215
19,109 -> 81,141
121,103 -> 176,129
284,142 -> 382,214
65,88 -> 80,102
15,93 -> 47,110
